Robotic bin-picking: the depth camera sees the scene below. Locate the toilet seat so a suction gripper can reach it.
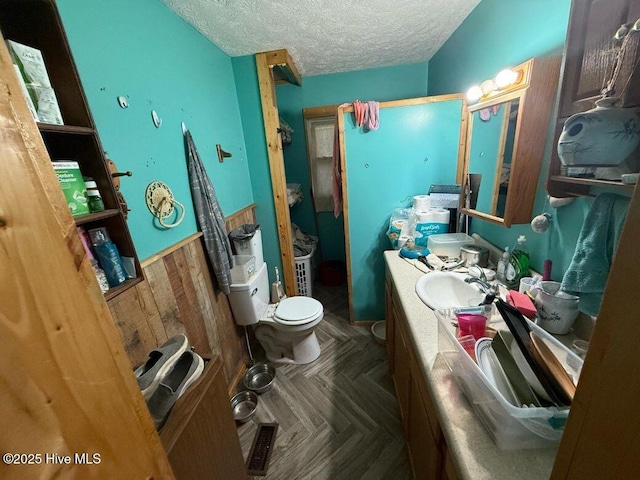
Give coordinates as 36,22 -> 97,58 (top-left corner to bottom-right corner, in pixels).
273,297 -> 323,326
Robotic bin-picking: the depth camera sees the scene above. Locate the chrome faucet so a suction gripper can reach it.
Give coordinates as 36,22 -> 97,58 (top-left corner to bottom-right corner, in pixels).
464,270 -> 499,296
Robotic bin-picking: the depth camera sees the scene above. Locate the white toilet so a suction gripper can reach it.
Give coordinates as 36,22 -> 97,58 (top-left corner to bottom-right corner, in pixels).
228,263 -> 324,364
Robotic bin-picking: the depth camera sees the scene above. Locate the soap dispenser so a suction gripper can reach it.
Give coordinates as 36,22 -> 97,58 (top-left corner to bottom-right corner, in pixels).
506,235 -> 530,289
496,246 -> 509,284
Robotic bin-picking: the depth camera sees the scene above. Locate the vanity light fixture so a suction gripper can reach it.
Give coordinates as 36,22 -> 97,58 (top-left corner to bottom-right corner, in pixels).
495,69 -> 519,88
466,67 -> 524,103
466,85 -> 483,103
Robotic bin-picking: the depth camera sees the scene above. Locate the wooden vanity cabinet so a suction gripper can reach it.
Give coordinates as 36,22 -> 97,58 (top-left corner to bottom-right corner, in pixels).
386,275 -> 459,480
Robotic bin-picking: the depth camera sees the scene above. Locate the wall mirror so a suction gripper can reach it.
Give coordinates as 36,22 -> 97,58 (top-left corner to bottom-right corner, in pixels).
459,56 -> 561,227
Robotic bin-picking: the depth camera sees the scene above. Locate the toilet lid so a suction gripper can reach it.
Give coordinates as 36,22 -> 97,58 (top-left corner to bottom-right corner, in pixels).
274,297 -> 322,325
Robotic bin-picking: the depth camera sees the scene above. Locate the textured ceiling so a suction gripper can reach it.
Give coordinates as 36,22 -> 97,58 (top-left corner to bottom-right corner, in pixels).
160,0 -> 481,76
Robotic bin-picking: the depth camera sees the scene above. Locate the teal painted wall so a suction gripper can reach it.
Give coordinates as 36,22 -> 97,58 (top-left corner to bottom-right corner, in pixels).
276,63 -> 429,263
428,0 -> 582,279
57,0 -> 253,261
232,55 -> 283,285
344,99 -> 464,321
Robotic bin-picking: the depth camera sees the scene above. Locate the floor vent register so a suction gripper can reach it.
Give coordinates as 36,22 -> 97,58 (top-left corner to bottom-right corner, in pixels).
246,423 -> 278,476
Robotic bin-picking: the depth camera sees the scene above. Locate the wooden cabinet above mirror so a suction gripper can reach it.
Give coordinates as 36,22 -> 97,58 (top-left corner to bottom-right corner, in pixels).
458,56 -> 561,227
547,0 -> 640,198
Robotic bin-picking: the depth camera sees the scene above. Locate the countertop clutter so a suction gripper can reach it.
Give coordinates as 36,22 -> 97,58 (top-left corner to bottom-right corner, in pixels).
384,251 -> 558,480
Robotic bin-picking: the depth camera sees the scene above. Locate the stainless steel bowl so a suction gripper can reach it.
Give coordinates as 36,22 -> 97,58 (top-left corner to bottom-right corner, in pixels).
460,244 -> 490,268
243,363 -> 276,394
231,390 -> 258,423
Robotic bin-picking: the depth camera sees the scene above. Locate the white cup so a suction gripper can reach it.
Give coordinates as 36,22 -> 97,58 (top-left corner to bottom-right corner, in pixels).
518,276 -> 539,294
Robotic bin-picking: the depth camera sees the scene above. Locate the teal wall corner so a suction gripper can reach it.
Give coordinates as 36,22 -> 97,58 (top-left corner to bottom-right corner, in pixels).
276,62 -> 430,262
232,55 -> 283,285
344,99 -> 464,321
428,0 -> 587,279
57,0 -> 253,260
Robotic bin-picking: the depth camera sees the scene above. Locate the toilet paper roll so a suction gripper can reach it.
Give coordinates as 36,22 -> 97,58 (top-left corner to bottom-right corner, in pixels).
416,208 -> 450,223
413,209 -> 451,247
413,195 -> 431,211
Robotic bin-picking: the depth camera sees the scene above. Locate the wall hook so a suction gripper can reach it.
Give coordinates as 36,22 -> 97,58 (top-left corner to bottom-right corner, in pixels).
216,144 -> 232,163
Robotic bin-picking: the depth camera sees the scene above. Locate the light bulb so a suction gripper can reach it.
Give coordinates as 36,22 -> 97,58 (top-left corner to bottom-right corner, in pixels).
495,69 -> 518,88
480,79 -> 496,95
467,85 -> 482,102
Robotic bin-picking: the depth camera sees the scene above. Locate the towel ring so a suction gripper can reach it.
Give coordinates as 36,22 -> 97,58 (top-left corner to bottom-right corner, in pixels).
145,181 -> 185,229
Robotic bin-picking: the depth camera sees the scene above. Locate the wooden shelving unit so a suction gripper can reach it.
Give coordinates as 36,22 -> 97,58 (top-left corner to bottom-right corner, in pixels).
0,0 -> 142,299
547,0 -> 640,198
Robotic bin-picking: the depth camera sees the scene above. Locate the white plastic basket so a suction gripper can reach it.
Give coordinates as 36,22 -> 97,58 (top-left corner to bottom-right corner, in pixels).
294,250 -> 314,297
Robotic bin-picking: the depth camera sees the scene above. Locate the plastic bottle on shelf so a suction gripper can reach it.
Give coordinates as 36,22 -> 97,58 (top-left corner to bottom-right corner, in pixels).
88,227 -> 126,287
84,177 -> 105,212
77,227 -> 110,293
496,246 -> 509,284
506,235 -> 530,289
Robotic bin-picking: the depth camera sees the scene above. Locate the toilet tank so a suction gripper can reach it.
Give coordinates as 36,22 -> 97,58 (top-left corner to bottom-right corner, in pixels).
228,262 -> 269,325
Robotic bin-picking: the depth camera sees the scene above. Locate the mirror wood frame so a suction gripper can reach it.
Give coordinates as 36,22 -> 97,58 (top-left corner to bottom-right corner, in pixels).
458,56 -> 562,227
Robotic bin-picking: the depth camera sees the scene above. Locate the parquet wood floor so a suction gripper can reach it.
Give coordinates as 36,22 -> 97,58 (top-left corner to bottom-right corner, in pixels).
237,282 -> 412,479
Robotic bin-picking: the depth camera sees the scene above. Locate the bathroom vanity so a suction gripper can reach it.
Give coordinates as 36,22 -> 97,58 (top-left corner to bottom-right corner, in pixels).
384,251 -> 557,479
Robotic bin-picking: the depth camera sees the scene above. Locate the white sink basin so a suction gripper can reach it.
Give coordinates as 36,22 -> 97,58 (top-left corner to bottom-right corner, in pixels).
415,272 -> 485,310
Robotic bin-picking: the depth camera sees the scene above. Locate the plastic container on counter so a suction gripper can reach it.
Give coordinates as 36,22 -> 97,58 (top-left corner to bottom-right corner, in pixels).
427,233 -> 474,259
435,305 -> 583,450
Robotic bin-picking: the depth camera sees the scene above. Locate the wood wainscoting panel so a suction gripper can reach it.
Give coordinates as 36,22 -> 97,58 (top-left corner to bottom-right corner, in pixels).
225,202 -> 256,231
108,204 -> 255,389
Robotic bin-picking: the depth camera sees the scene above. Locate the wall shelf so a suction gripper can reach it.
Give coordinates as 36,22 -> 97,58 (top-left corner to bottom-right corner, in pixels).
104,277 -> 143,301
38,123 -> 95,135
74,209 -> 121,225
1,0 -> 143,301
546,0 -> 640,198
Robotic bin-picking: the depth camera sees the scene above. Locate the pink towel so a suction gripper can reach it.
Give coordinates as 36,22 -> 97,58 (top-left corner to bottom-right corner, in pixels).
363,101 -> 379,130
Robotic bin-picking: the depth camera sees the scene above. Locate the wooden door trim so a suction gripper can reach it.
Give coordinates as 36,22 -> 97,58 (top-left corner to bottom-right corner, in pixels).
256,51 -> 299,296
338,93 -> 466,323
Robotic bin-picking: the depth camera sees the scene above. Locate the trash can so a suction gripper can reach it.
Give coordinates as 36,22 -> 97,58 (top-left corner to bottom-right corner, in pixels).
229,224 -> 263,270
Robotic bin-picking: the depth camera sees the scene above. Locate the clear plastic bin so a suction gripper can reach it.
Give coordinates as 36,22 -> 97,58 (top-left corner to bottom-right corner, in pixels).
436,305 -> 583,450
427,233 -> 474,258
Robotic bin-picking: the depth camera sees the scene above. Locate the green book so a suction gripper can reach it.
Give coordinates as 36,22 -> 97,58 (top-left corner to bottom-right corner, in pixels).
52,161 -> 89,217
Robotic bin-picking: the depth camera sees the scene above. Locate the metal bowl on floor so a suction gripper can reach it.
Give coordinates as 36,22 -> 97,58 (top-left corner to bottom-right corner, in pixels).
231,390 -> 258,423
243,363 -> 276,394
371,321 -> 386,345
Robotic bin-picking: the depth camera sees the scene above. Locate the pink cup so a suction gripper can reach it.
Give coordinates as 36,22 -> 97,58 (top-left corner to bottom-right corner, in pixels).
457,313 -> 487,341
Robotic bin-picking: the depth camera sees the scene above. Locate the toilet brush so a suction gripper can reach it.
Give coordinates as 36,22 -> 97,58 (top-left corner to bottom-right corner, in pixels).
271,266 -> 285,303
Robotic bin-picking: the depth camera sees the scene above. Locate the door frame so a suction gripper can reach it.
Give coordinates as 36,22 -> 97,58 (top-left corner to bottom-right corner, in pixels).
255,49 -> 301,296
337,94 -> 468,324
